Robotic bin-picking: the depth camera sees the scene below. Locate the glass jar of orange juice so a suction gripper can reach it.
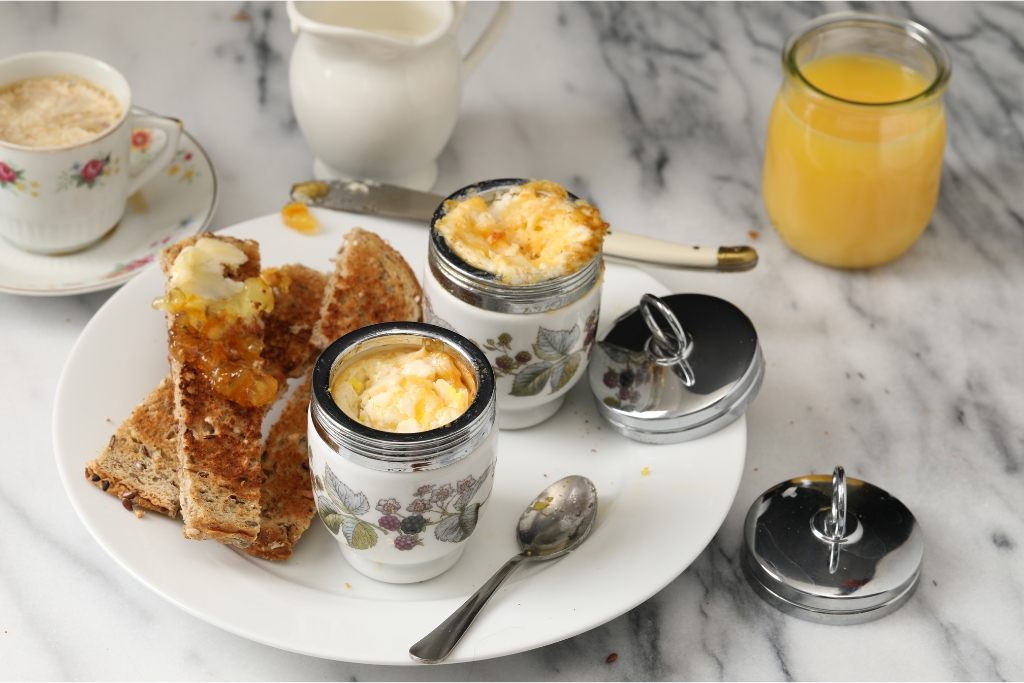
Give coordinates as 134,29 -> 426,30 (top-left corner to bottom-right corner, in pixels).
762,13 -> 951,268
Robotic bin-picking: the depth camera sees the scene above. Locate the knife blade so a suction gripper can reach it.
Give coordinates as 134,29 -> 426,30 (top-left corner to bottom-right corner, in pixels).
291,180 -> 757,272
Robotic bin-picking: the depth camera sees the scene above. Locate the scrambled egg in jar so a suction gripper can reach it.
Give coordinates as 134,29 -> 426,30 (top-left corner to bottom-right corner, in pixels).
435,180 -> 608,285
332,346 -> 473,433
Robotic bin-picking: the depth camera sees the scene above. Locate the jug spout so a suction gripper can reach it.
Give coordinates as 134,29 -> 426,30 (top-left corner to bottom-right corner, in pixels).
287,1 -> 457,46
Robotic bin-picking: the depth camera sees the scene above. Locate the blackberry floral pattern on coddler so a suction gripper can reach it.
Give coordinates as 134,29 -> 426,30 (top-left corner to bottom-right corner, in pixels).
483,311 -> 598,397
313,462 -> 493,552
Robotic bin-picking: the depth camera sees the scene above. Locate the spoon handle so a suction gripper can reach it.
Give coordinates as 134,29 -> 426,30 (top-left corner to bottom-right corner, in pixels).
409,553 -> 529,663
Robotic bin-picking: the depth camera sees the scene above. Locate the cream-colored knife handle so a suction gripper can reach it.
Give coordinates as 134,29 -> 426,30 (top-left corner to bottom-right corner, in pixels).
603,231 -> 758,272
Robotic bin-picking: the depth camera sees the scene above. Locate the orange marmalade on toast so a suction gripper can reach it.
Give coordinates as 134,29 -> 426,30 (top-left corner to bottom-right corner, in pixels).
331,346 -> 472,433
435,180 -> 608,285
153,237 -> 278,407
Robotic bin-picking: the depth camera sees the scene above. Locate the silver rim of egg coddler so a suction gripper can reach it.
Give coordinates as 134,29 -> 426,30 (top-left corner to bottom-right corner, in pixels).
311,322 -> 496,473
587,293 -> 764,444
742,466 -> 924,624
427,178 -> 603,315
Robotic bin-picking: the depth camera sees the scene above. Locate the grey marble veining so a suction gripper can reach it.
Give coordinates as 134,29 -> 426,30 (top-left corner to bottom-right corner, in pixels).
2,1 -> 1023,680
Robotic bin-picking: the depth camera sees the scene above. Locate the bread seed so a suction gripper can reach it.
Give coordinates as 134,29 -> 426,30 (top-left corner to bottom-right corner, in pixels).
300,490 -> 314,499
135,509 -> 144,518
91,474 -> 100,482
121,497 -> 133,512
606,653 -> 618,664
121,491 -> 136,499
141,445 -> 149,457
108,435 -> 115,449
101,480 -> 110,491
245,521 -> 258,527
84,468 -> 90,479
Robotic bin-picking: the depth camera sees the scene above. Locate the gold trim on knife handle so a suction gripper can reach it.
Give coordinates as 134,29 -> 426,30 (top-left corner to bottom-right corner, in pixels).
717,246 -> 759,271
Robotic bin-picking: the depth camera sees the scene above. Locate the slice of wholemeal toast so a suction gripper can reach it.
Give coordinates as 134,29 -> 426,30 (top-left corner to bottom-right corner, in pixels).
243,373 -> 315,560
262,264 -> 330,379
309,227 -> 423,350
85,376 -> 180,517
85,264 -> 329,520
161,235 -> 269,548
246,229 -> 423,560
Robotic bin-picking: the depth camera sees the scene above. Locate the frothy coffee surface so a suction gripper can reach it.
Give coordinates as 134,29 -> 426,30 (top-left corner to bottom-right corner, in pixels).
0,75 -> 122,148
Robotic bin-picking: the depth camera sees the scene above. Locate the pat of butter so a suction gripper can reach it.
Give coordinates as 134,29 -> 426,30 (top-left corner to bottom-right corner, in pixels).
332,346 -> 472,433
169,237 -> 248,300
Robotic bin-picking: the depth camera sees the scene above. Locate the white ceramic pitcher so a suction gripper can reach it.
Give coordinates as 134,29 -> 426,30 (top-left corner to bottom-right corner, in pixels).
287,1 -> 512,191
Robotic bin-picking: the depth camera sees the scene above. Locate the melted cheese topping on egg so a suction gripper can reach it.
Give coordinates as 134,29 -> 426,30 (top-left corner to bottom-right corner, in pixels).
435,180 -> 608,285
332,346 -> 472,433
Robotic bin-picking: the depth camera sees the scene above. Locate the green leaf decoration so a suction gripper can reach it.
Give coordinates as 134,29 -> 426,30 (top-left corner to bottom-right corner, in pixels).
341,518 -> 378,549
511,362 -> 554,396
459,502 -> 481,538
533,326 -> 580,361
324,464 -> 370,515
318,498 -> 345,534
458,464 -> 492,506
549,351 -> 581,393
603,396 -> 622,408
434,511 -> 467,543
600,342 -> 632,364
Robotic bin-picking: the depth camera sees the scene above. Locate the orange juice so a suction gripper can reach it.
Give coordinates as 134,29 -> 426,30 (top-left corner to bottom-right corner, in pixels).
763,50 -> 947,268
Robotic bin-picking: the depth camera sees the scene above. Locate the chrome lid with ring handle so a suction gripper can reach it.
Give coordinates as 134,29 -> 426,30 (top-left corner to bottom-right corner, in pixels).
588,292 -> 764,444
743,466 -> 924,624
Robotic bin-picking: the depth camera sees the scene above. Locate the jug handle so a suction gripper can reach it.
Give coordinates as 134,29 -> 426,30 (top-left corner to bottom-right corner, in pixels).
460,1 -> 513,83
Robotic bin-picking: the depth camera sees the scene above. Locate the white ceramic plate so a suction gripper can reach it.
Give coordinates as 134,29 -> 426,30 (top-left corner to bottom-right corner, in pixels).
54,211 -> 745,665
0,128 -> 216,296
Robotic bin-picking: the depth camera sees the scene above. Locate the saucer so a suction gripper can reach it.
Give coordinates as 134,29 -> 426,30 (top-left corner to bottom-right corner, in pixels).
0,128 -> 217,296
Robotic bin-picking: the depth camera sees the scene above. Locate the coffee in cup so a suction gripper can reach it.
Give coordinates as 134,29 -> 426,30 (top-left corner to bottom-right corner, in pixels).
0,52 -> 182,254
0,75 -> 123,148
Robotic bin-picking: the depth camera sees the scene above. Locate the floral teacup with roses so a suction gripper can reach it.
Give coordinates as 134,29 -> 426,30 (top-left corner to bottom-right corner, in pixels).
0,52 -> 181,253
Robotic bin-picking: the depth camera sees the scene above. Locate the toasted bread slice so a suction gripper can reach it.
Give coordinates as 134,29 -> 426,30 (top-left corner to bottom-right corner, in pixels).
262,264 -> 329,379
309,227 -> 422,350
162,235 -> 267,548
244,373 -> 316,560
86,262 -> 328,525
85,376 -> 180,517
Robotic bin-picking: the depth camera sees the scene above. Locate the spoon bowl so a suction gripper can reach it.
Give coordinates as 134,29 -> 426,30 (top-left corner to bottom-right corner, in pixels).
517,475 -> 598,558
409,475 -> 598,663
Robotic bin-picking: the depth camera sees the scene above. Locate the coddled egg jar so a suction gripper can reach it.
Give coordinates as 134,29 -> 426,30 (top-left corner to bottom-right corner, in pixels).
423,179 -> 603,430
308,322 -> 497,583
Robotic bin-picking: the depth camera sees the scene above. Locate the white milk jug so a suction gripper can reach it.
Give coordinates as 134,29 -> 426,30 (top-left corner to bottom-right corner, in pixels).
287,1 -> 512,191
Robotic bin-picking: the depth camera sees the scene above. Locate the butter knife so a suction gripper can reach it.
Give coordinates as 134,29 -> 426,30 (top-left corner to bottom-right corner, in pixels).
291,180 -> 757,272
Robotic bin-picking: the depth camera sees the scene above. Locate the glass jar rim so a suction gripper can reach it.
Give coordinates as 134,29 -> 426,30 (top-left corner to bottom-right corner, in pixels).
783,11 -> 952,108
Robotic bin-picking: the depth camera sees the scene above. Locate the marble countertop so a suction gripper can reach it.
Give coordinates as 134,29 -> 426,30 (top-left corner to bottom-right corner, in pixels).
3,1 -> 1023,679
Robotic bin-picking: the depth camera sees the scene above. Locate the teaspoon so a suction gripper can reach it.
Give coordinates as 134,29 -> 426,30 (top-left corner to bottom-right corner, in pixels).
408,475 -> 599,664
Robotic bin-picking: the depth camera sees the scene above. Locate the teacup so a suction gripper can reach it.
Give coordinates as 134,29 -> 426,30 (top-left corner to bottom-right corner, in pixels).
0,52 -> 181,254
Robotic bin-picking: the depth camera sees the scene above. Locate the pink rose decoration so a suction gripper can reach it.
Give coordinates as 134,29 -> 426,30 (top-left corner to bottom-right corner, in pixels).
0,162 -> 16,183
131,130 -> 151,150
81,159 -> 105,183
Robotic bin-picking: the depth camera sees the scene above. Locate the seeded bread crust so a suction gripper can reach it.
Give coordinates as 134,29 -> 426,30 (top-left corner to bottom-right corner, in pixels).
85,376 -> 180,516
244,373 -> 316,560
309,227 -> 423,350
161,235 -> 265,548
